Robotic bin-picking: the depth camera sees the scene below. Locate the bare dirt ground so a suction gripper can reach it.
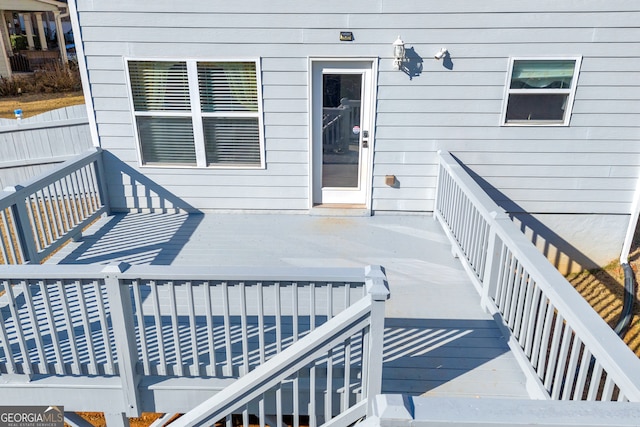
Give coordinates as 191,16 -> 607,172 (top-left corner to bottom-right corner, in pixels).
567,241 -> 640,357
0,91 -> 85,119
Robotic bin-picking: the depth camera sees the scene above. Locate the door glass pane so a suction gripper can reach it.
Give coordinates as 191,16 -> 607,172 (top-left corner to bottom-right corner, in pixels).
322,73 -> 362,188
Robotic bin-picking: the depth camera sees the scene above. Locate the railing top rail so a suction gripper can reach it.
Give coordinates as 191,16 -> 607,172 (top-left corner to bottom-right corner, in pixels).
0,263 -> 374,284
437,150 -> 640,398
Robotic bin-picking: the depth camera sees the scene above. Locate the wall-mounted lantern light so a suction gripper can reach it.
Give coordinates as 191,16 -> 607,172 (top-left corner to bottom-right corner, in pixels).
393,36 -> 405,70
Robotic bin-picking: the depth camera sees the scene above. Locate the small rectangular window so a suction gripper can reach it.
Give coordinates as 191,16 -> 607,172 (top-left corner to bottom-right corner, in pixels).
502,58 -> 581,126
127,59 -> 264,168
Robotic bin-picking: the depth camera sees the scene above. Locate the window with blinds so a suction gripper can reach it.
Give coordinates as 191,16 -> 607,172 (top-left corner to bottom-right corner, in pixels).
128,60 -> 263,167
502,58 -> 581,126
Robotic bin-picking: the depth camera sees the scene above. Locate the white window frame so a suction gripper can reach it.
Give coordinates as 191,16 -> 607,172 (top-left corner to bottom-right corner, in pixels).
501,56 -> 582,127
125,57 -> 265,169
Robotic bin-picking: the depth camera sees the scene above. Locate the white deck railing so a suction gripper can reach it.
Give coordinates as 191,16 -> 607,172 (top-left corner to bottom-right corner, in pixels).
0,263 -> 389,425
434,151 -> 640,402
0,148 -> 108,264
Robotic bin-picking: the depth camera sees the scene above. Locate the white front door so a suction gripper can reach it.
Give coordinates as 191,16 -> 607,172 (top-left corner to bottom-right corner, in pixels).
311,60 -> 375,206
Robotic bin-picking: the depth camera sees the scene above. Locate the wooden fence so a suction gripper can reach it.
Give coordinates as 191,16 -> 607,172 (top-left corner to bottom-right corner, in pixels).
0,105 -> 92,189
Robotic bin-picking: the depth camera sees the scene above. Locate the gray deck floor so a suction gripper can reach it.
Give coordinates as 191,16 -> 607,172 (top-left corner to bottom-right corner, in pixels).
47,212 -> 530,399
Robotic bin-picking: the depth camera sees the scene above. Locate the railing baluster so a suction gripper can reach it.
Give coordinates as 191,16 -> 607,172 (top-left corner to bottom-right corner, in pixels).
46,184 -> 64,240
57,280 -> 81,374
293,282 -> 299,342
240,282 -> 249,375
512,271 -> 529,339
293,371 -> 300,427
523,286 -> 543,360
550,323 -> 572,399
536,302 -> 556,379
25,193 -> 44,253
5,280 -> 33,374
561,335 -> 582,400
310,362 -> 317,427
222,281 -> 233,376
168,281 -> 183,376
587,362 -> 604,401
0,209 -> 13,264
276,384 -> 283,427
327,282 -> 333,321
150,280 -> 167,376
75,280 -> 98,375
62,175 -> 78,226
37,189 -> 54,247
94,280 -> 115,375
187,281 -> 200,376
342,338 -> 351,412
0,280 -> 17,373
53,180 -> 71,233
507,262 -> 523,327
310,282 -> 316,331
257,282 -> 265,365
39,280 -> 65,374
79,164 -> 95,212
275,281 -> 282,353
518,276 -> 536,347
573,348 -> 593,400
72,169 -> 88,219
20,280 -> 47,373
242,404 -> 249,427
132,281 -> 149,374
204,281 -> 217,376
326,347 -> 333,421
530,295 -> 549,369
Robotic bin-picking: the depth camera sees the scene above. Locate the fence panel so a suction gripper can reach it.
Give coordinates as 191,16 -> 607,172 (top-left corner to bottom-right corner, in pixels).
0,105 -> 92,189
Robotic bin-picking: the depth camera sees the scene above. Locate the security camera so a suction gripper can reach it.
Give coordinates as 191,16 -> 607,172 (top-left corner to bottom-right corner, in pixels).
434,47 -> 448,60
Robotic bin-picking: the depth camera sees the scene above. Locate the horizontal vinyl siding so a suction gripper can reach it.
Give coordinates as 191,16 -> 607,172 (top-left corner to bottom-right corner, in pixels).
77,1 -> 640,213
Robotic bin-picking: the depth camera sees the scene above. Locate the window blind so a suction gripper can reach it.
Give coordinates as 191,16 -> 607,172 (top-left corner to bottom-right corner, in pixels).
129,61 -> 191,111
137,116 -> 196,165
203,118 -> 260,165
198,62 -> 258,112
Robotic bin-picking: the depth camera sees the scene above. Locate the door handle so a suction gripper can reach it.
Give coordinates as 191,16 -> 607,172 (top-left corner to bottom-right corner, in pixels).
362,130 -> 369,148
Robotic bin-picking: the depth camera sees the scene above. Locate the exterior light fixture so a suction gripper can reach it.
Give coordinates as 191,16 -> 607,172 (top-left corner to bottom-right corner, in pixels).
393,36 -> 405,70
434,47 -> 448,60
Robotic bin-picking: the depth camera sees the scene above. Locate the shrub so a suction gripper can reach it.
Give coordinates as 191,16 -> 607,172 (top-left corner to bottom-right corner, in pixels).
0,63 -> 81,96
0,76 -> 23,96
9,35 -> 42,51
30,63 -> 82,93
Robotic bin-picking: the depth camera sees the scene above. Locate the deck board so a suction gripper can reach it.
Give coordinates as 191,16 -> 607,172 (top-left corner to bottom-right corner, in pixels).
46,212 -> 530,399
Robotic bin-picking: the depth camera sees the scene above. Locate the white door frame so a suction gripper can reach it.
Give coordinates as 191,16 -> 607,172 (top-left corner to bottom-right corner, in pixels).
308,57 -> 378,209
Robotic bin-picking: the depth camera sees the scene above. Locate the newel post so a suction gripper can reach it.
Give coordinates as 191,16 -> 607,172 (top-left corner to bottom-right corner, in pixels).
103,263 -> 141,417
364,265 -> 390,416
3,186 -> 39,264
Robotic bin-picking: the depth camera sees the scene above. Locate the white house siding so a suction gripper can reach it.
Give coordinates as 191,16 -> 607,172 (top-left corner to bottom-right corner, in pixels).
75,1 -> 639,264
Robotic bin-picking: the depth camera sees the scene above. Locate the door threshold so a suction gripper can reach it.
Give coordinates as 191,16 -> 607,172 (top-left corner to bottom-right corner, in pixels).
310,204 -> 370,217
